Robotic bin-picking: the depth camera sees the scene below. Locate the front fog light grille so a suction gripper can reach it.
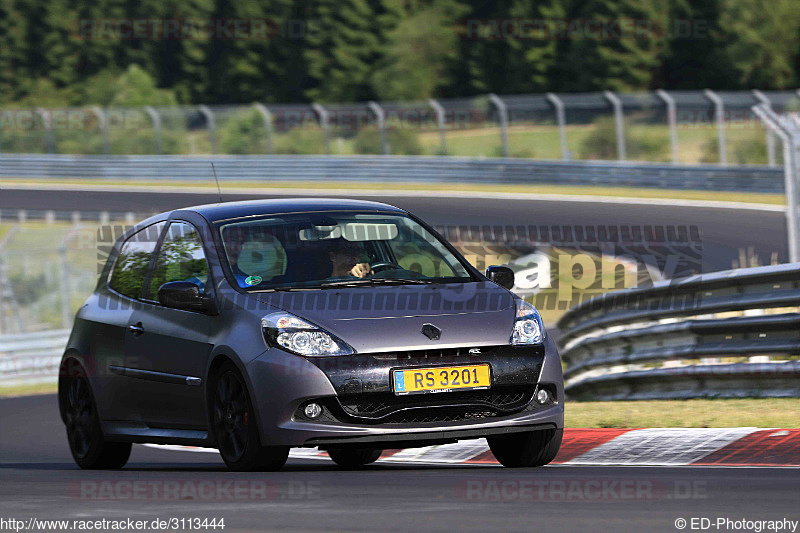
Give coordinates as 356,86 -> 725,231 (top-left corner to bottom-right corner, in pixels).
339,386 -> 535,419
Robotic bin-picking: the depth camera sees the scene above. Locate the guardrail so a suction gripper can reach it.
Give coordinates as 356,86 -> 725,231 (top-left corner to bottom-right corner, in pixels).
0,329 -> 69,386
0,154 -> 786,193
556,263 -> 800,400
4,90 -> 800,165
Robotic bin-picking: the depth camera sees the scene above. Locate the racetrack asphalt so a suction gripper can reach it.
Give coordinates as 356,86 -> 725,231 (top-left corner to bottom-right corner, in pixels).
1,395 -> 797,533
0,187 -> 789,273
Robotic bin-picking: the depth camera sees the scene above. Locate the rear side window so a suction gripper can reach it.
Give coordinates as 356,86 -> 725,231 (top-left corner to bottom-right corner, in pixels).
146,221 -> 210,301
108,222 -> 165,299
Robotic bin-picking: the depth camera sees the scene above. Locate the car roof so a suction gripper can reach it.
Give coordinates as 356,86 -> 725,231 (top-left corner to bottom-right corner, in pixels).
173,198 -> 407,223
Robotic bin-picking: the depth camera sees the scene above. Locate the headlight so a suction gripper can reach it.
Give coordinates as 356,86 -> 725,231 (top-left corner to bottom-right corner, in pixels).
511,300 -> 545,345
261,312 -> 355,356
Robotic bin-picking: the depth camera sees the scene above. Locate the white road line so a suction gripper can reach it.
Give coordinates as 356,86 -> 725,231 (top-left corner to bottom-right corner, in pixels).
0,182 -> 785,212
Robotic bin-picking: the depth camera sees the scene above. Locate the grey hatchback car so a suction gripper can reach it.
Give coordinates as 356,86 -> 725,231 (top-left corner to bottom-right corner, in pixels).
59,198 -> 563,471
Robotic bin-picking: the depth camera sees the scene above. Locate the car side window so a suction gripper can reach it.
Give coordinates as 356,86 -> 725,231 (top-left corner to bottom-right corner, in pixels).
146,221 -> 210,301
108,222 -> 166,299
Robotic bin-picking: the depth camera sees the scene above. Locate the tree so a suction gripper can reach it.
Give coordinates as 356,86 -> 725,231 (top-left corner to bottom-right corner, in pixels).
453,0 -> 562,95
371,2 -> 464,101
720,0 -> 800,89
109,65 -> 178,106
302,0 -> 386,102
549,0 -> 669,91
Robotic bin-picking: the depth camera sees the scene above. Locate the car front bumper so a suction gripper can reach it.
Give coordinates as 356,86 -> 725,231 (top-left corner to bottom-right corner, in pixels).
244,336 -> 564,448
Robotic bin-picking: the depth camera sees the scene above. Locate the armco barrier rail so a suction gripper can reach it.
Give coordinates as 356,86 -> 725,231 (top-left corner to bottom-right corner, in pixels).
0,154 -> 786,192
0,329 -> 69,387
556,263 -> 800,400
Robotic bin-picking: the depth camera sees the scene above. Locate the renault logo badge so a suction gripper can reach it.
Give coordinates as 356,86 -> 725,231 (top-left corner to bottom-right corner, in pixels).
421,323 -> 441,340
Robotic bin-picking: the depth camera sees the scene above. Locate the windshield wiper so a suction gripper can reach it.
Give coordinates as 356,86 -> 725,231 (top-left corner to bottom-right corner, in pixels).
319,278 -> 433,289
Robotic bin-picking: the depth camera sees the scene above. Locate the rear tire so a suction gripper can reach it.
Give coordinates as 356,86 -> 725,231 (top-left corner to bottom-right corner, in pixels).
327,448 -> 382,468
488,428 -> 562,468
210,362 -> 288,472
60,365 -> 131,469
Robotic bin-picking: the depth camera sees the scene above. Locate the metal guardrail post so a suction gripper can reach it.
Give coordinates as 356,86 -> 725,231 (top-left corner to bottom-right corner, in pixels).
752,90 -> 777,167
603,91 -> 627,161
90,106 -> 110,155
35,108 -> 56,154
546,93 -> 569,160
144,106 -> 162,155
704,89 -> 727,165
751,104 -> 799,262
253,103 -> 273,154
428,99 -> 447,155
311,103 -> 331,155
656,90 -> 679,164
488,94 -> 509,157
367,101 -> 388,155
197,105 -> 216,154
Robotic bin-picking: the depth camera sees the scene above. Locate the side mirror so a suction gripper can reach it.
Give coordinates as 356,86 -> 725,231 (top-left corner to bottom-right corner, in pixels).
486,265 -> 515,290
158,281 -> 217,314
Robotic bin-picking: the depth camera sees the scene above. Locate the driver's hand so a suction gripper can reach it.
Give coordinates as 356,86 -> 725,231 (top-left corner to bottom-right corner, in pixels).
350,263 -> 372,278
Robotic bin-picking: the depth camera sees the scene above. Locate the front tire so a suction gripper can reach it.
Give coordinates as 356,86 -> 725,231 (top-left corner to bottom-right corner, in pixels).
488,428 -> 563,468
210,363 -> 288,472
327,448 -> 382,468
60,366 -> 131,469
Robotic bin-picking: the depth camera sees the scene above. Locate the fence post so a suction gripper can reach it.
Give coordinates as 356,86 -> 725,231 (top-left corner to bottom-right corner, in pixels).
58,243 -> 71,329
253,103 -> 273,154
546,93 -> 569,160
144,106 -> 162,155
36,108 -> 56,154
198,105 -> 216,154
603,91 -> 626,161
752,90 -> 777,167
656,90 -> 679,164
704,89 -> 727,165
367,101 -> 388,155
428,99 -> 447,155
752,104 -> 800,263
90,106 -> 110,154
488,94 -> 509,157
311,103 -> 330,155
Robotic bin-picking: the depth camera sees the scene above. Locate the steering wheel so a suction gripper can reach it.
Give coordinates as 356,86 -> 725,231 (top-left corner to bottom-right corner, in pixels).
370,261 -> 402,274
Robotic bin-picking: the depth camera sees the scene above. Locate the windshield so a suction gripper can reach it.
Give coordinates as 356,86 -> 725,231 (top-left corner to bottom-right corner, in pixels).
217,212 -> 474,290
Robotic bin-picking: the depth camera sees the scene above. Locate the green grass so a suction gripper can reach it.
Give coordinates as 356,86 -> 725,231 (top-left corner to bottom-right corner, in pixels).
0,381 -> 57,398
0,223 -> 11,242
415,123 -> 774,164
566,398 -> 800,428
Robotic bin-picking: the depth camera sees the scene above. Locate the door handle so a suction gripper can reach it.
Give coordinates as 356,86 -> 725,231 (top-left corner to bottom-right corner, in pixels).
129,322 -> 144,336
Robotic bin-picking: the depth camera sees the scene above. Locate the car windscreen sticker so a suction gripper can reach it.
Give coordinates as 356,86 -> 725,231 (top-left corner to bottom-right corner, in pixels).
245,275 -> 262,286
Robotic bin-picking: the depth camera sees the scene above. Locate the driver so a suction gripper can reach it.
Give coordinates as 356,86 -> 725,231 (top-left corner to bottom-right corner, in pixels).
222,225 -> 254,286
327,240 -> 371,278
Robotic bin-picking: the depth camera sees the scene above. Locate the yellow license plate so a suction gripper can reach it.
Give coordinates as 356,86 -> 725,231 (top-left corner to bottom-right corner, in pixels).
392,364 -> 491,395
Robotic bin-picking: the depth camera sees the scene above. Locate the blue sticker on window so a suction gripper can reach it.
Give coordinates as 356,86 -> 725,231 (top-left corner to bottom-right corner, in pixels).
394,371 -> 405,392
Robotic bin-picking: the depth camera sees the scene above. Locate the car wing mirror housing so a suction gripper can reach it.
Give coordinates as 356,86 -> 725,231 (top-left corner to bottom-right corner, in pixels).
158,281 -> 217,314
485,265 -> 515,290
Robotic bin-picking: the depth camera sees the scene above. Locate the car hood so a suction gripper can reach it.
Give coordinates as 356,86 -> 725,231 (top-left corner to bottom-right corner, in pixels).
253,281 -> 516,353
